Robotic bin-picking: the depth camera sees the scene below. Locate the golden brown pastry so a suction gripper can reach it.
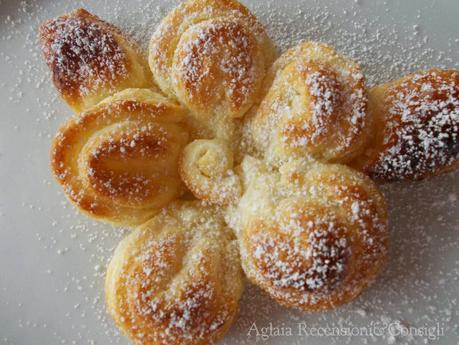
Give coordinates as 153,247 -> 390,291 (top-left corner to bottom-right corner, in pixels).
40,8 -> 155,113
227,156 -> 388,310
50,89 -> 189,226
149,0 -> 273,206
39,4 -> 458,343
105,201 -> 244,345
180,139 -> 241,206
351,69 -> 459,181
149,0 -> 277,142
247,42 -> 370,165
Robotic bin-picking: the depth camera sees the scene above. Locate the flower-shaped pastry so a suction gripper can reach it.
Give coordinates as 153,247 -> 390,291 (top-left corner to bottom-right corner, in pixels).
40,0 -> 459,344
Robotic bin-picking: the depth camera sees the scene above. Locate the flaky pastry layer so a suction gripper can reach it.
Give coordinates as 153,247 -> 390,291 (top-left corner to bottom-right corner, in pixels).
227,157 -> 388,310
106,201 -> 244,345
40,8 -> 155,113
248,42 -> 370,165
149,0 -> 277,142
352,68 -> 459,181
51,89 -> 190,226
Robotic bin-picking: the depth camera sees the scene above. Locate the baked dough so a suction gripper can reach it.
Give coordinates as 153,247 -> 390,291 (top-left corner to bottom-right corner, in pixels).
227,156 -> 388,310
149,0 -> 276,142
50,89 -> 189,226
38,2 -> 459,343
40,8 -> 155,113
105,201 -> 244,345
351,68 -> 459,181
248,42 -> 370,165
180,139 -> 241,206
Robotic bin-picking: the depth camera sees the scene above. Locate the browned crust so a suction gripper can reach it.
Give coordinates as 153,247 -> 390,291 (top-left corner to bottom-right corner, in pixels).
149,0 -> 277,141
105,202 -> 244,345
240,163 -> 388,311
352,68 -> 459,181
149,0 -> 273,91
250,42 -> 370,164
172,18 -> 263,118
50,90 -> 189,226
40,8 -> 153,112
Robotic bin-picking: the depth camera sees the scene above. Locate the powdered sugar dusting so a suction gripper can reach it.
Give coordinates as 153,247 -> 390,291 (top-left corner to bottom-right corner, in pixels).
173,19 -> 258,117
0,0 -> 458,344
372,70 -> 459,180
251,214 -> 348,295
180,139 -> 242,206
40,9 -> 129,98
251,42 -> 369,164
105,202 -> 242,344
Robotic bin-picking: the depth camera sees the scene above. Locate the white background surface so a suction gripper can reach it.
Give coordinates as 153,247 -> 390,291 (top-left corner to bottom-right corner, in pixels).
0,0 -> 458,344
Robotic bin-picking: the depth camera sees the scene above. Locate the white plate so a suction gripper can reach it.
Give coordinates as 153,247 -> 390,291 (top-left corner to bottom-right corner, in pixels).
0,0 -> 458,344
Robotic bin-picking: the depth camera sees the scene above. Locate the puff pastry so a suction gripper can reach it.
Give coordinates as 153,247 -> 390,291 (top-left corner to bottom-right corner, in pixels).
39,1 -> 459,343
227,156 -> 388,310
50,89 -> 189,226
352,68 -> 459,181
248,42 -> 370,165
149,0 -> 276,142
40,8 -> 155,113
180,139 -> 241,206
106,201 -> 244,345
151,0 -> 274,206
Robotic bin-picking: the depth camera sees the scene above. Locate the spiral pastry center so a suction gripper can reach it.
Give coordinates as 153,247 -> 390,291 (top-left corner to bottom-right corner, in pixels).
180,139 -> 241,206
